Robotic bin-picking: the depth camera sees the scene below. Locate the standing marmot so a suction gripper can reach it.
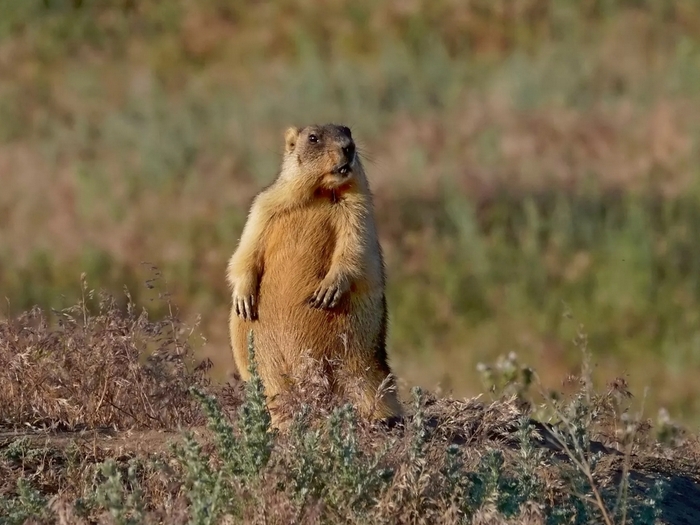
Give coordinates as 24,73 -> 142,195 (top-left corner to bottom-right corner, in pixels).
226,123 -> 402,425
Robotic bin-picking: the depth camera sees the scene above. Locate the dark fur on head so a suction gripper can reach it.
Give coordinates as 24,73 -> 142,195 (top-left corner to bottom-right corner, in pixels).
282,124 -> 362,190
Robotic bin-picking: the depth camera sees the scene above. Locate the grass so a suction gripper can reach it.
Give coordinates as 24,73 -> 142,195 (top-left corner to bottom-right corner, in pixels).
0,276 -> 209,432
3,0 -> 700,427
1,286 -> 698,524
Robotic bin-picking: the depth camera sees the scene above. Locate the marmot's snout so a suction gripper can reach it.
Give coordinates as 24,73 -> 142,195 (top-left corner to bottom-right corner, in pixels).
342,141 -> 355,163
335,139 -> 356,176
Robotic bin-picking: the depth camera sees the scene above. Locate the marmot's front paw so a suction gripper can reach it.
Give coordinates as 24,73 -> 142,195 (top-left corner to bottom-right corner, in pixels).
233,276 -> 258,320
309,275 -> 349,309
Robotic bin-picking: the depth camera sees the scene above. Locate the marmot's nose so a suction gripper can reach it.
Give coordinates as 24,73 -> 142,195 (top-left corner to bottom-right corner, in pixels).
342,142 -> 356,162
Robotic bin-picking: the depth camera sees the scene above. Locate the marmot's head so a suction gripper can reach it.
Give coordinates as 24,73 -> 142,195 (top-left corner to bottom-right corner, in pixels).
282,124 -> 365,190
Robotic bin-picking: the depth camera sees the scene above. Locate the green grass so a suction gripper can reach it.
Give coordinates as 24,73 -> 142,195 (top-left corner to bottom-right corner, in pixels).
3,0 -> 700,426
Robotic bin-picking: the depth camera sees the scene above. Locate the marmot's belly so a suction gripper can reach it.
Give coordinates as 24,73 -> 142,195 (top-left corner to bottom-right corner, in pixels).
256,255 -> 350,358
261,212 -> 335,307
252,213 -> 367,359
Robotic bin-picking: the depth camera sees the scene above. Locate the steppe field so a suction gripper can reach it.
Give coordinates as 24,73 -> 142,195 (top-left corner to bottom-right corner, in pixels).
3,1 -> 700,523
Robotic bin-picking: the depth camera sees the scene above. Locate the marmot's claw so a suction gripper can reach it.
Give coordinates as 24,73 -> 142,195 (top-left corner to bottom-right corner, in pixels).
249,294 -> 257,320
234,293 -> 257,320
324,288 -> 339,308
310,280 -> 346,309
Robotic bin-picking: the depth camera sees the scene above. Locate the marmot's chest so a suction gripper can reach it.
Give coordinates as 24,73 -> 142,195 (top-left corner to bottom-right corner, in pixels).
263,208 -> 337,276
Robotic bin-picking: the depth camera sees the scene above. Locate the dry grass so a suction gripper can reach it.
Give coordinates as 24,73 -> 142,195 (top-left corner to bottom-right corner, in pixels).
0,276 -> 210,432
0,287 -> 699,524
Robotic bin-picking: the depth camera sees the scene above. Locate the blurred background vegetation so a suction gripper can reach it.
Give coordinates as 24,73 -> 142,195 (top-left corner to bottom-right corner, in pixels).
3,0 -> 700,425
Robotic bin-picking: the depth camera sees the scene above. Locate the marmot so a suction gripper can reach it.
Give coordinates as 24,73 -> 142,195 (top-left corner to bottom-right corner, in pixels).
226,123 -> 402,426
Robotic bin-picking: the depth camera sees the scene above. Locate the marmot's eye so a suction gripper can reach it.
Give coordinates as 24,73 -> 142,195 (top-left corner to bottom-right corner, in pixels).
308,134 -> 318,144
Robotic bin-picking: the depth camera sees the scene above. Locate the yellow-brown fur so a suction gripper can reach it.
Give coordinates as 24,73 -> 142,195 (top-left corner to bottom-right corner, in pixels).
226,124 -> 402,425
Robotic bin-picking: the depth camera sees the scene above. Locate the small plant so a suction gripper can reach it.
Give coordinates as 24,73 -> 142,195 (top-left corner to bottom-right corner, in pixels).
636,479 -> 667,525
95,459 -> 145,525
172,433 -> 231,525
409,386 -> 431,462
188,331 -> 272,479
0,478 -> 48,525
172,332 -> 274,522
468,449 -> 505,510
236,330 -> 273,476
1,437 -> 40,462
442,443 -> 468,506
656,407 -> 684,447
323,403 -> 394,513
477,351 -> 535,403
511,417 -> 547,511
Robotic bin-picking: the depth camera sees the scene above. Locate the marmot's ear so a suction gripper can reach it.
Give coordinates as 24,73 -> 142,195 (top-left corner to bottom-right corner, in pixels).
284,127 -> 300,154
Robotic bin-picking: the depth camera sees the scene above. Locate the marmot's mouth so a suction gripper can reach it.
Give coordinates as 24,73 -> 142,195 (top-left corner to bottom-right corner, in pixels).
334,163 -> 352,176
